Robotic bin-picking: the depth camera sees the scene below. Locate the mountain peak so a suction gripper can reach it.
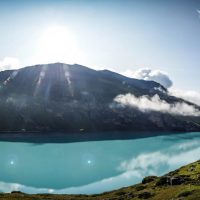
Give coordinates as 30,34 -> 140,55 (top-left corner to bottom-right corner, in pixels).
0,62 -> 199,133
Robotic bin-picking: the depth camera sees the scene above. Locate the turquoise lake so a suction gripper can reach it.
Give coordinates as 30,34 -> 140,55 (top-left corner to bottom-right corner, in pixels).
0,132 -> 200,194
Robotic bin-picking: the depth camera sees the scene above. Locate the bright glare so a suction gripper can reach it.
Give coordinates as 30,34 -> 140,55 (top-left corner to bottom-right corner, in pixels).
87,160 -> 92,164
0,57 -> 20,71
10,160 -> 14,165
37,25 -> 82,64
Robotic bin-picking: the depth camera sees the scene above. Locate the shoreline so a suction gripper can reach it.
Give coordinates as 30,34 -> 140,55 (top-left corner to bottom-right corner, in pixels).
0,130 -> 192,143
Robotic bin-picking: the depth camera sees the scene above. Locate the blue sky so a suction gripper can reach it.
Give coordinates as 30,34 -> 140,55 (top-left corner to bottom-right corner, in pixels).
0,0 -> 200,91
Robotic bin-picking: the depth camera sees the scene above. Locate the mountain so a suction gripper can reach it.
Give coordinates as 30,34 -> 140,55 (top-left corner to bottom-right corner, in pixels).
2,160 -> 200,199
0,62 -> 200,133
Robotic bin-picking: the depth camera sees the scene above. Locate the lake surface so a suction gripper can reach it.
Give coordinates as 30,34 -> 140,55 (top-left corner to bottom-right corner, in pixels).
0,132 -> 200,194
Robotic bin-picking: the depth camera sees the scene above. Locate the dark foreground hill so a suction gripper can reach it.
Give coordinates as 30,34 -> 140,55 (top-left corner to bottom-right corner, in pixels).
0,62 -> 200,133
2,160 -> 200,200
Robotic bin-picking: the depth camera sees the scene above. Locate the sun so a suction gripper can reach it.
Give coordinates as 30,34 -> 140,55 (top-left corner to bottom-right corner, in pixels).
37,25 -> 81,64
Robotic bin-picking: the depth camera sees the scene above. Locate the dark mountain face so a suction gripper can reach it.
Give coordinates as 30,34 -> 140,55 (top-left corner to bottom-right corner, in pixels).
0,63 -> 165,102
0,63 -> 199,133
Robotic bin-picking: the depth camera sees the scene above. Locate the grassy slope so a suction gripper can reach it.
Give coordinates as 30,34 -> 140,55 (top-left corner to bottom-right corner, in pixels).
1,160 -> 200,200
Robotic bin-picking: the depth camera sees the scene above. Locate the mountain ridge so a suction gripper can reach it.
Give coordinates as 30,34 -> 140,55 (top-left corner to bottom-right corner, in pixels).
0,62 -> 199,134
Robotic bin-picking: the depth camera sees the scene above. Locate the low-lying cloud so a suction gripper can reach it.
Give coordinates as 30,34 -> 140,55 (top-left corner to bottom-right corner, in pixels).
114,93 -> 200,116
121,68 -> 200,107
123,68 -> 173,88
0,57 -> 20,71
170,88 -> 200,106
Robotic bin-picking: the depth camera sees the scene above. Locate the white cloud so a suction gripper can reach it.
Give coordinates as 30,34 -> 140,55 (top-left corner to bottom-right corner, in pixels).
170,88 -> 200,106
0,57 -> 20,71
122,68 -> 173,88
118,146 -> 200,179
113,93 -> 200,116
121,68 -> 200,107
119,152 -> 168,176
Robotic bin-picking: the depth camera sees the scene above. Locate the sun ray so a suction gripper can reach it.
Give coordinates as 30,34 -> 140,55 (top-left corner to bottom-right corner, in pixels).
34,65 -> 47,97
3,70 -> 18,86
63,64 -> 74,97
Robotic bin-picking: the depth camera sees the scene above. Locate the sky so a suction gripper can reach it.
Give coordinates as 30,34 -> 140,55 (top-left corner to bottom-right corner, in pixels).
0,0 -> 200,91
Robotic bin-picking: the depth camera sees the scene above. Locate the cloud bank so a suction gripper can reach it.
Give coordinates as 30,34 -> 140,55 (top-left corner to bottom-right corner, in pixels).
122,68 -> 200,107
123,68 -> 173,88
114,93 -> 200,116
170,88 -> 200,106
0,57 -> 20,71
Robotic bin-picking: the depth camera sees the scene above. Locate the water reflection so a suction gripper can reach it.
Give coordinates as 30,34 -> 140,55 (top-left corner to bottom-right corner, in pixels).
0,132 -> 199,194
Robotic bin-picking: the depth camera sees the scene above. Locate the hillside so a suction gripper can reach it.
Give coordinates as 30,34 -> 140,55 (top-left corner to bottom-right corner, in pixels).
0,63 -> 200,134
1,160 -> 200,199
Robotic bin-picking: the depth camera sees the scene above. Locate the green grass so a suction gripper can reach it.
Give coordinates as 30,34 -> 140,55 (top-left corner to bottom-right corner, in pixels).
1,160 -> 200,199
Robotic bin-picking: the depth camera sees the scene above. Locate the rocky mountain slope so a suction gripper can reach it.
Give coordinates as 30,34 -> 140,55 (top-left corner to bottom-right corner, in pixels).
0,62 -> 200,133
1,160 -> 200,200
